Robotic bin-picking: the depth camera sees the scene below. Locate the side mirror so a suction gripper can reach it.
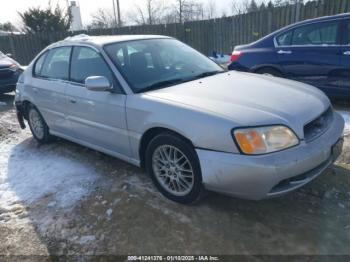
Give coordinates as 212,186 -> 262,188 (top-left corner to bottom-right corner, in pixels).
6,53 -> 12,57
85,76 -> 113,92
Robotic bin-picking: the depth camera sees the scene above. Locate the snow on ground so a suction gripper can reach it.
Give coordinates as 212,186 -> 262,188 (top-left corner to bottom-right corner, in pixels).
0,139 -> 99,211
338,111 -> 350,135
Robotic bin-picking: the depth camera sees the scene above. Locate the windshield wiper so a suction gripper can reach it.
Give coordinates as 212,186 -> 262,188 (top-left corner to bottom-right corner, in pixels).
190,70 -> 225,80
137,71 -> 225,93
138,78 -> 186,93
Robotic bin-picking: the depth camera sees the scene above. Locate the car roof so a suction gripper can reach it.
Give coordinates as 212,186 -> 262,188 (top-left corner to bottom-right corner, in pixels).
50,34 -> 172,48
250,12 -> 350,45
275,12 -> 350,34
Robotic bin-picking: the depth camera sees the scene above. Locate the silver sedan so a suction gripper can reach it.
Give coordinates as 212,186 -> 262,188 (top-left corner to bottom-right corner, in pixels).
15,35 -> 345,204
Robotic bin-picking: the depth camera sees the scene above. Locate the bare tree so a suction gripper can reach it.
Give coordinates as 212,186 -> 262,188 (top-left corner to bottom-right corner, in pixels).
273,0 -> 303,6
128,0 -> 166,25
231,0 -> 247,15
172,0 -> 205,23
185,1 -> 204,21
89,8 -> 115,29
231,0 -> 271,15
206,0 -> 217,19
174,0 -> 186,23
145,0 -> 165,25
128,6 -> 147,25
0,22 -> 17,32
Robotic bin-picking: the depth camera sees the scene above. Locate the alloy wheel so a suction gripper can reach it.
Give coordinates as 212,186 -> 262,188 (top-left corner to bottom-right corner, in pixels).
152,145 -> 194,196
29,109 -> 45,140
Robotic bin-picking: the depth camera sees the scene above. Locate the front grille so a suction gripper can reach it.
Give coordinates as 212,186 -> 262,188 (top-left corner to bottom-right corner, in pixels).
304,107 -> 333,142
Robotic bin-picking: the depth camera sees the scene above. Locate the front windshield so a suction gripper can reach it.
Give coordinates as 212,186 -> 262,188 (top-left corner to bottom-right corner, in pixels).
104,38 -> 224,93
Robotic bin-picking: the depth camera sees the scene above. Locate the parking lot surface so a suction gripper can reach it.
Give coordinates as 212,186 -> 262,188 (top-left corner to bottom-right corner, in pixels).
0,93 -> 349,255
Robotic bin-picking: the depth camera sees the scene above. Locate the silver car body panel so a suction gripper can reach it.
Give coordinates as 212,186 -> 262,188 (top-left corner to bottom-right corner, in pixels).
197,113 -> 344,200
15,35 -> 345,200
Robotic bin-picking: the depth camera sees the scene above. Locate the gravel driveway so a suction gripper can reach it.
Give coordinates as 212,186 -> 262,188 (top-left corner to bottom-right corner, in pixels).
0,93 -> 350,256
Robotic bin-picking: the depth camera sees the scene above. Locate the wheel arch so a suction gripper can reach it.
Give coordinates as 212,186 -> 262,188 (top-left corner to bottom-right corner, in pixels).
21,100 -> 34,119
139,127 -> 195,168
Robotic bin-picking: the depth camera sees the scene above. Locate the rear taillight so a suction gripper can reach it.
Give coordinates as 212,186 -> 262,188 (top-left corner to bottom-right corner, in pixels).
231,51 -> 243,62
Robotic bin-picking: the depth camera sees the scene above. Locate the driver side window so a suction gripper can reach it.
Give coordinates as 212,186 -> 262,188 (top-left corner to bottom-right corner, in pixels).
70,46 -> 117,87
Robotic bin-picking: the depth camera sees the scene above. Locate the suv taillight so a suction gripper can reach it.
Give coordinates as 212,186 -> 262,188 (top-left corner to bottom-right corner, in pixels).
231,51 -> 243,62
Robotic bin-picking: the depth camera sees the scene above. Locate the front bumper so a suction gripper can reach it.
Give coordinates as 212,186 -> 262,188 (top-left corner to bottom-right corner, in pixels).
196,112 -> 345,200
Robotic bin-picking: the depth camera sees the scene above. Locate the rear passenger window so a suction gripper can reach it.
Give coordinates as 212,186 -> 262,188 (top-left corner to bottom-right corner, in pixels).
276,31 -> 292,46
70,46 -> 115,85
292,22 -> 338,46
41,47 -> 71,80
33,52 -> 47,77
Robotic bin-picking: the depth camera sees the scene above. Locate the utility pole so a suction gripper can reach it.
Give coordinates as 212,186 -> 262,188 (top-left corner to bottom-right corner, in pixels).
112,0 -> 118,27
116,0 -> 121,27
295,0 -> 302,22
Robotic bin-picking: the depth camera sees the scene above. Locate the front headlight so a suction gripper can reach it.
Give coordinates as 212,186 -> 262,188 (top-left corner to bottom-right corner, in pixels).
233,125 -> 299,155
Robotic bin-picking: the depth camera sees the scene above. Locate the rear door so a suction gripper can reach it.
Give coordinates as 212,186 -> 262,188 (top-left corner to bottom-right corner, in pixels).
338,19 -> 350,98
28,47 -> 71,133
276,20 -> 341,92
65,46 -> 131,157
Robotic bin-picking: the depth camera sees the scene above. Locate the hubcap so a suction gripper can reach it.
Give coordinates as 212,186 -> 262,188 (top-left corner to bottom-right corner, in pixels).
152,145 -> 194,196
29,109 -> 44,139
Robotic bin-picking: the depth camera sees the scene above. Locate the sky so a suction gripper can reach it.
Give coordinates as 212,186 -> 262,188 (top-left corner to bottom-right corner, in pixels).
0,0 -> 238,27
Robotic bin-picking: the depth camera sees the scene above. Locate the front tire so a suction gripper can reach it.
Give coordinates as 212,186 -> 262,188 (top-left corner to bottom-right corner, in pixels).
145,132 -> 204,204
27,105 -> 52,143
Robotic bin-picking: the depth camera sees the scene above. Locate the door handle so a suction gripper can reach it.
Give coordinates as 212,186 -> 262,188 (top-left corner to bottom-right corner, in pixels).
69,98 -> 77,104
277,50 -> 292,55
343,51 -> 350,55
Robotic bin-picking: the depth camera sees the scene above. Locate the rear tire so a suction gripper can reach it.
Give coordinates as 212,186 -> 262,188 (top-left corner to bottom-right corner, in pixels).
256,67 -> 282,77
27,105 -> 52,143
145,132 -> 205,204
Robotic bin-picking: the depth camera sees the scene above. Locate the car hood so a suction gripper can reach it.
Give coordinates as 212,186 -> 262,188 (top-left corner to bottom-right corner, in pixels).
145,71 -> 330,138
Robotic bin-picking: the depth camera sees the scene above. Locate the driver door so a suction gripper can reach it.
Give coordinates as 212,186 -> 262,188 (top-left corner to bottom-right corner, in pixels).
65,46 -> 131,157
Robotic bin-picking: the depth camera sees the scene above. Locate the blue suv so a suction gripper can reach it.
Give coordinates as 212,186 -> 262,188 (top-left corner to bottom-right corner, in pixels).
228,13 -> 350,99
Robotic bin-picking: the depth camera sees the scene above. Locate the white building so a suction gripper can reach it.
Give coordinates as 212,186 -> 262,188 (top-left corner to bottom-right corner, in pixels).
69,1 -> 83,31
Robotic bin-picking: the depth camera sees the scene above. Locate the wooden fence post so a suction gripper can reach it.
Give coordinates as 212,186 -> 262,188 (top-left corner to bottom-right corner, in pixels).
295,1 -> 302,22
9,34 -> 16,58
